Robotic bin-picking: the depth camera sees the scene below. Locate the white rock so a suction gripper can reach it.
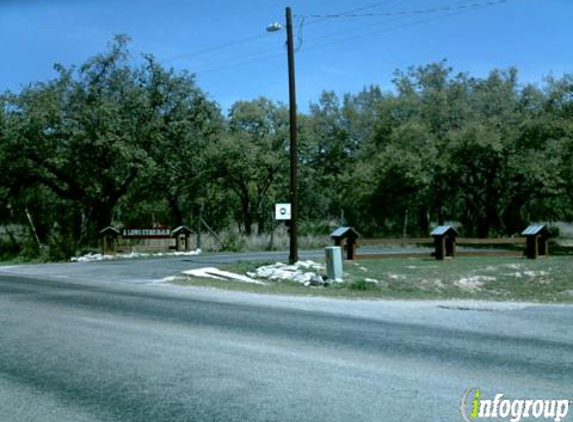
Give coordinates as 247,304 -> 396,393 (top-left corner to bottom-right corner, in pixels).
71,249 -> 201,262
250,260 -> 326,285
182,267 -> 265,284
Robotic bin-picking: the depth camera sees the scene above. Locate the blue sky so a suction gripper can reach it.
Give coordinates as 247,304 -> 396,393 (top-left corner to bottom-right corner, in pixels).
0,0 -> 570,113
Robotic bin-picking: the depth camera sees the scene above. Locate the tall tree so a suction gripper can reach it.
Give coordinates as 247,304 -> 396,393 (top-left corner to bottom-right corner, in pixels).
130,56 -> 224,228
3,36 -> 158,248
208,98 -> 288,235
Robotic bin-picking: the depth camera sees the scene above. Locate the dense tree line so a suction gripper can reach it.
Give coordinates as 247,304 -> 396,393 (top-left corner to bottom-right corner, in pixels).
1,38 -> 572,259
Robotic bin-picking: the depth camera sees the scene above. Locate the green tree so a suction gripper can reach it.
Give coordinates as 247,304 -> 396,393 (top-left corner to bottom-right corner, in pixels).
208,98 -> 288,235
128,56 -> 224,228
2,36 -> 159,252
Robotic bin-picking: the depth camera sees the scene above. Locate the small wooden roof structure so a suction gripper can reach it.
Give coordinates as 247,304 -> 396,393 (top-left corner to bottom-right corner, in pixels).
330,226 -> 360,240
521,224 -> 550,259
171,225 -> 193,236
330,227 -> 360,261
99,226 -> 120,255
521,225 -> 549,237
431,225 -> 458,260
430,225 -> 458,237
99,226 -> 121,237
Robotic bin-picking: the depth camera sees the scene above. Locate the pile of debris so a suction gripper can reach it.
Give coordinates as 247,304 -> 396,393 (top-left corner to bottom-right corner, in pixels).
181,267 -> 265,284
247,260 -> 338,286
71,249 -> 201,262
175,260 -> 342,287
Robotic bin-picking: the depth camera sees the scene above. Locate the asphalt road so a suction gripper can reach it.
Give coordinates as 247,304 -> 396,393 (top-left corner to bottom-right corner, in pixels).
1,253 -> 572,421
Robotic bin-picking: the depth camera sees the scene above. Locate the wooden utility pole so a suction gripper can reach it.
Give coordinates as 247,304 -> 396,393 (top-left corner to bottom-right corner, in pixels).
286,6 -> 298,264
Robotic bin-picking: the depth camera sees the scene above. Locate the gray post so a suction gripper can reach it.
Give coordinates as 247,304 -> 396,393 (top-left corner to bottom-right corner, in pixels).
325,246 -> 343,281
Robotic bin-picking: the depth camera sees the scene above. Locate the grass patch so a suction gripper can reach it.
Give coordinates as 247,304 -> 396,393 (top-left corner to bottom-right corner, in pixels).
0,255 -> 44,265
171,256 -> 573,303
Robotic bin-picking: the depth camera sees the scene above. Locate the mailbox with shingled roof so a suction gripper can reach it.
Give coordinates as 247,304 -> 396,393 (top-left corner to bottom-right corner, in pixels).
99,226 -> 121,255
522,224 -> 550,259
431,225 -> 458,260
171,225 -> 193,251
330,226 -> 360,260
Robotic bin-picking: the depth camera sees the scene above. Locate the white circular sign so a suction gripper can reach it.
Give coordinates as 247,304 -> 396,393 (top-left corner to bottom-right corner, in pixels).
275,203 -> 291,220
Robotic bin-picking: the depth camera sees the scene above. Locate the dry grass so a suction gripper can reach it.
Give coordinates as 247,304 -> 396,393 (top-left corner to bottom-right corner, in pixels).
196,227 -> 330,253
173,256 -> 573,303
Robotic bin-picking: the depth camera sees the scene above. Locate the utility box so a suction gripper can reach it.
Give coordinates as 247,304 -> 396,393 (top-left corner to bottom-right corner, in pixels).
330,226 -> 360,260
431,225 -> 458,260
522,225 -> 550,259
325,246 -> 344,281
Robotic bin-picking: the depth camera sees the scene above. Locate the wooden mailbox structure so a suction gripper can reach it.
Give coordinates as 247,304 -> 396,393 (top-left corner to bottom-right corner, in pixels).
431,225 -> 458,260
522,225 -> 549,259
330,226 -> 360,260
172,225 -> 193,252
99,226 -> 121,255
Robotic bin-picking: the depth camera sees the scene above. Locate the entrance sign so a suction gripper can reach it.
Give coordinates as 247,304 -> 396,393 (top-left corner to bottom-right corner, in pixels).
122,228 -> 171,239
275,203 -> 291,220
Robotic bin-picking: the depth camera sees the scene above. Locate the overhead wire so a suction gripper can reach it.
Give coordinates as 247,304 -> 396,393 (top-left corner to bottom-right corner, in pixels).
160,0 -> 403,72
295,17 -> 305,53
298,0 -> 503,46
159,31 -> 284,76
300,0 -> 474,40
193,51 -> 285,75
162,33 -> 268,64
300,9 -> 476,55
188,46 -> 279,73
162,0 -> 524,77
298,0 -> 525,54
302,0 -> 402,26
299,13 -> 410,46
300,0 -> 516,19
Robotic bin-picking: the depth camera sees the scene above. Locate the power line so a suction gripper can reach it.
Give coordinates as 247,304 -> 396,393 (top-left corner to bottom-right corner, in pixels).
193,11 -> 460,76
300,9 -> 476,55
299,0 -> 525,53
178,0 -> 525,77
189,2 -> 404,75
162,33 -> 268,64
195,51 -> 285,76
301,14 -> 408,46
189,46 -> 279,73
167,0 -> 403,68
159,1 -> 472,74
301,0 -> 474,40
303,0 -> 402,26
299,0 -> 516,20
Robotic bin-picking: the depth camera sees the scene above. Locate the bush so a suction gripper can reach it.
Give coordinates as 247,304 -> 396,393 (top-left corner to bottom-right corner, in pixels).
218,230 -> 246,252
0,238 -> 20,261
547,225 -> 560,238
45,232 -> 77,261
349,279 -> 379,291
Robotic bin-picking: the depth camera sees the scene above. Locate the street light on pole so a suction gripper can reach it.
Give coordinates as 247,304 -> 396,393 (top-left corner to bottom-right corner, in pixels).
267,6 -> 298,265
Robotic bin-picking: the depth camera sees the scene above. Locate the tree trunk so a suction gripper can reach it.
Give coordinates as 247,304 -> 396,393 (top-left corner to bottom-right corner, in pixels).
241,196 -> 252,236
476,219 -> 490,238
437,206 -> 445,226
402,209 -> 409,238
257,208 -> 266,235
93,205 -> 114,233
418,208 -> 430,235
24,208 -> 43,251
168,196 -> 184,227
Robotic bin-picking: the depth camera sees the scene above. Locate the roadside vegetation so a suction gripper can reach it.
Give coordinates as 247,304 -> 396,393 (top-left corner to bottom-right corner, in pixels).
172,256 -> 573,303
2,36 -> 573,261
